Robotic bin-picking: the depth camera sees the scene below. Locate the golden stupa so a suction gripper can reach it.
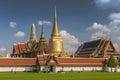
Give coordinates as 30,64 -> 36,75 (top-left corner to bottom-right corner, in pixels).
48,7 -> 64,56
30,23 -> 37,42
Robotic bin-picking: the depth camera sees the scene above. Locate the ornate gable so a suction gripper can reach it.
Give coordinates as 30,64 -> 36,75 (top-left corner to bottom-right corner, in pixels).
105,40 -> 116,52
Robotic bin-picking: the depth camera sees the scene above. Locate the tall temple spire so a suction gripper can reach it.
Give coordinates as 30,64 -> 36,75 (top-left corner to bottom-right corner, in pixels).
48,7 -> 64,56
51,6 -> 60,37
30,23 -> 37,41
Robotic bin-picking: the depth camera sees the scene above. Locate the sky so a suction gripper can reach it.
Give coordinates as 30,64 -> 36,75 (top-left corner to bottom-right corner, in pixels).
0,0 -> 120,56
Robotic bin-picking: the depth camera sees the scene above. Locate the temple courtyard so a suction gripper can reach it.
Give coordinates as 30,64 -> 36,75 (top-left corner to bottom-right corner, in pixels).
0,72 -> 120,80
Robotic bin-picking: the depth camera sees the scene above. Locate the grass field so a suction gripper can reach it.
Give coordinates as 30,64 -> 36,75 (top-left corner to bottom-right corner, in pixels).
0,72 -> 120,80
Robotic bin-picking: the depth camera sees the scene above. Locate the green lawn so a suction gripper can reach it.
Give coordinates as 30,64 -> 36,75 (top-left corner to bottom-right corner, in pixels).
0,72 -> 120,80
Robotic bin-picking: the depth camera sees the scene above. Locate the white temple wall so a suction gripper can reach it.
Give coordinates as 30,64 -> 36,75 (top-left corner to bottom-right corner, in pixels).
55,66 -> 103,72
0,67 -> 35,72
107,67 -> 120,72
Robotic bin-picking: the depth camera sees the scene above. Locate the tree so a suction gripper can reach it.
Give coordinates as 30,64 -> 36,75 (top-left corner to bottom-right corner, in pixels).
108,54 -> 117,72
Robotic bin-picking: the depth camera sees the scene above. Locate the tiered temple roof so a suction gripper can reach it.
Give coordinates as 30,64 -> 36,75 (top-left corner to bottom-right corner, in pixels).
75,38 -> 117,58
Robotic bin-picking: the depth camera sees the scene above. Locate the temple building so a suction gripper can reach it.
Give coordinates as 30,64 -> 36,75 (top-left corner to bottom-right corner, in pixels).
75,38 -> 120,58
12,22 -> 48,58
11,7 -> 120,59
11,7 -> 65,58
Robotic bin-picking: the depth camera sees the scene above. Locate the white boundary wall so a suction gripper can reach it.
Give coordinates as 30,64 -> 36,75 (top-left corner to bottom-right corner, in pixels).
0,67 -> 35,72
55,66 -> 103,72
107,67 -> 120,72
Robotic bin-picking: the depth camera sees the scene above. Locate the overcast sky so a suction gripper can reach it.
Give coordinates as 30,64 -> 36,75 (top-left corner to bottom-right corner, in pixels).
0,0 -> 120,56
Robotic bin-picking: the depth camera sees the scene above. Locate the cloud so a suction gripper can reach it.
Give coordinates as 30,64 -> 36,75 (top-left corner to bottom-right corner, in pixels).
87,22 -> 111,40
87,12 -> 120,50
0,48 -> 6,56
87,22 -> 111,32
109,13 -> 120,20
60,30 -> 81,54
38,20 -> 51,26
95,0 -> 111,4
113,43 -> 119,51
14,31 -> 25,37
9,22 -> 17,28
0,48 -> 6,52
94,0 -> 120,9
91,31 -> 106,40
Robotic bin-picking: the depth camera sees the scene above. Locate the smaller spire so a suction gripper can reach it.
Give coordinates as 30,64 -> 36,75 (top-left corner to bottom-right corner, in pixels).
5,47 -> 9,58
30,23 -> 37,41
38,17 -> 48,55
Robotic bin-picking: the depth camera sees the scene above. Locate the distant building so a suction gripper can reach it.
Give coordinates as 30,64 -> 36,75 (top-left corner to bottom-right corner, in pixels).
75,38 -> 120,58
12,22 -> 48,58
11,7 -> 65,58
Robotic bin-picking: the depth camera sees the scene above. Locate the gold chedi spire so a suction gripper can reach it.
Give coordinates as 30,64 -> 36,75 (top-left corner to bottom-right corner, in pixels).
48,7 -> 64,56
30,23 -> 37,41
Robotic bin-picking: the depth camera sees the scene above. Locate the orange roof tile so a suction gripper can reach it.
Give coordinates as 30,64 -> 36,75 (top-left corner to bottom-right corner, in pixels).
58,58 -> 104,63
0,59 -> 36,67
15,45 -> 19,52
19,44 -> 26,49
40,61 -> 46,65
59,63 -> 103,67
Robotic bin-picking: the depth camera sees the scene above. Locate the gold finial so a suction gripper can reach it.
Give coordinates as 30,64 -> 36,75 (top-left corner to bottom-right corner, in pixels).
30,23 -> 37,41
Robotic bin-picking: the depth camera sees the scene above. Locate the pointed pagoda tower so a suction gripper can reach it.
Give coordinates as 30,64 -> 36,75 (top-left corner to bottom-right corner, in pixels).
27,23 -> 38,57
48,7 -> 64,56
30,23 -> 37,41
37,18 -> 48,55
5,47 -> 9,58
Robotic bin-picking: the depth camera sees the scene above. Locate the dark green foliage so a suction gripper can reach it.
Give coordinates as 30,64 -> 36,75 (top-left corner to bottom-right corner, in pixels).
108,54 -> 117,67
